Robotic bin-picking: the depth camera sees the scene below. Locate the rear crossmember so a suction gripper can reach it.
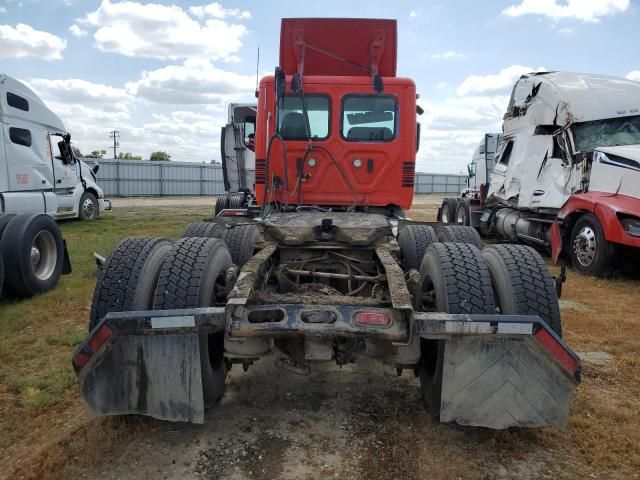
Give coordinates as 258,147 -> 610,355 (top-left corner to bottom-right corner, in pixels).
73,307 -> 580,428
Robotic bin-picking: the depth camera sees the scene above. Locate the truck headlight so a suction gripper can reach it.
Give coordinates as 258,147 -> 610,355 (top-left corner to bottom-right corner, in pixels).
619,215 -> 640,237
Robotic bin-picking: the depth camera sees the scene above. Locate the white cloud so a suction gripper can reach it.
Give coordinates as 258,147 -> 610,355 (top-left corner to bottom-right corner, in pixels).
0,6 -> 7,14
437,82 -> 448,89
126,58 -> 255,104
557,27 -> 574,34
80,0 -> 247,61
415,65 -> 551,173
27,78 -> 132,108
456,64 -> 545,96
0,23 -> 66,60
627,71 -> 640,82
503,0 -> 629,23
409,10 -> 418,18
417,95 -> 508,173
68,24 -> 88,37
431,50 -> 466,60
189,3 -> 251,19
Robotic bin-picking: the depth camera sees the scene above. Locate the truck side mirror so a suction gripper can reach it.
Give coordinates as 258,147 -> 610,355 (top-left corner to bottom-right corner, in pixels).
467,163 -> 476,178
416,122 -> 421,152
275,66 -> 285,100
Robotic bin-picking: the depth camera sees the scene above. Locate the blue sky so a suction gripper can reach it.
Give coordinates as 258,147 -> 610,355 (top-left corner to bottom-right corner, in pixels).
1,0 -> 638,172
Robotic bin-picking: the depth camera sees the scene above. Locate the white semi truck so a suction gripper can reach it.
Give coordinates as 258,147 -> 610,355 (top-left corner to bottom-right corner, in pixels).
441,72 -> 640,277
216,103 -> 257,214
1,74 -> 108,220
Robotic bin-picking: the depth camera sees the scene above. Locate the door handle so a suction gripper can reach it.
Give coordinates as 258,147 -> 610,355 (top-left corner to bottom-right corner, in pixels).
57,179 -> 62,184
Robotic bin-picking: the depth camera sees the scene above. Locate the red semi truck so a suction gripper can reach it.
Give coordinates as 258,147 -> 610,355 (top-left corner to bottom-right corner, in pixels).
73,19 -> 579,429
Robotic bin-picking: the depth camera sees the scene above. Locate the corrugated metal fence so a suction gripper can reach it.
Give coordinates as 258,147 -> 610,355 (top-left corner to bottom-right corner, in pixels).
92,159 -> 466,197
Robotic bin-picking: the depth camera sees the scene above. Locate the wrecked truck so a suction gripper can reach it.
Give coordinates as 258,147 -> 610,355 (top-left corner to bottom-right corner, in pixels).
72,19 -> 579,430
442,72 -> 640,277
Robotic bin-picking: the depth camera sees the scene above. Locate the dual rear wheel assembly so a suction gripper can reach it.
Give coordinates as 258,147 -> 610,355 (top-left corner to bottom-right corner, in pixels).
90,222 -> 259,408
409,236 -> 562,416
0,213 -> 67,298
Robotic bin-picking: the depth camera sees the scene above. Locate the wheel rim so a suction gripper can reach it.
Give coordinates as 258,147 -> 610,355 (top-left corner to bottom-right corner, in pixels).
441,205 -> 450,223
456,208 -> 466,224
31,230 -> 57,281
573,226 -> 597,267
82,197 -> 96,218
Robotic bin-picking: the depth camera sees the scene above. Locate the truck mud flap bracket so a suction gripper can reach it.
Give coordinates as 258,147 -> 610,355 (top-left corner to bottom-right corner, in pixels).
414,313 -> 580,429
73,307 -> 226,423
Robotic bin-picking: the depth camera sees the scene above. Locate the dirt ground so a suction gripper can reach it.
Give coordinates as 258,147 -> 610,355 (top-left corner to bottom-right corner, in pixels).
2,196 -> 640,480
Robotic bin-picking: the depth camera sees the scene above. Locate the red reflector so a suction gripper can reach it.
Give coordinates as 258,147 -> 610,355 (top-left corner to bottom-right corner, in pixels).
535,328 -> 580,374
88,325 -> 112,352
354,311 -> 391,326
222,210 -> 247,217
73,352 -> 90,369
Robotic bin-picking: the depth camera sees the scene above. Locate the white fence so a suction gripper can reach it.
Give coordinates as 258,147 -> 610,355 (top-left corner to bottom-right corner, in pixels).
91,159 -> 466,197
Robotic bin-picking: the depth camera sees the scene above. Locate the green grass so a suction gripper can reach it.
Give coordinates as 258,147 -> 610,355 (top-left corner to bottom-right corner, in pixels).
0,206 -> 210,456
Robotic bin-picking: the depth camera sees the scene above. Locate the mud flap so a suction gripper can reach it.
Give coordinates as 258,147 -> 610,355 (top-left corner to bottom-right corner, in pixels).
439,336 -> 575,428
80,334 -> 205,423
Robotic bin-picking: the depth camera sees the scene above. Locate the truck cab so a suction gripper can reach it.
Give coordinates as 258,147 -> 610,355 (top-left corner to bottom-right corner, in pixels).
253,18 -> 417,214
0,74 -> 107,220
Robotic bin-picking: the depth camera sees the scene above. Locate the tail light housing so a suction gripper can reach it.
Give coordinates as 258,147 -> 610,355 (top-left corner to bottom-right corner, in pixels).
354,311 -> 391,327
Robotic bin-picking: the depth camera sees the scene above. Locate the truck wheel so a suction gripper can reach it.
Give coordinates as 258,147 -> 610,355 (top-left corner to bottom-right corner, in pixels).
0,214 -> 16,238
397,224 -> 437,271
0,214 -> 65,298
455,200 -> 471,226
437,225 -> 482,249
569,213 -> 614,277
227,193 -> 246,209
79,191 -> 99,221
89,237 -> 172,331
417,243 -> 495,415
214,195 -> 230,216
223,224 -> 259,267
181,222 -> 226,239
482,244 -> 562,336
439,197 -> 459,224
153,237 -> 233,408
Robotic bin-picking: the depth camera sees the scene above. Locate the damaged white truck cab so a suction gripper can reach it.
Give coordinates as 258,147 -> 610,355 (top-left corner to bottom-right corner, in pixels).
445,72 -> 640,277
0,74 -> 108,220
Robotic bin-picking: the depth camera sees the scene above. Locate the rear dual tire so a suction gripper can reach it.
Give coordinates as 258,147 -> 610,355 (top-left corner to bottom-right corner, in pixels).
437,225 -> 482,249
417,243 -> 495,416
89,237 -> 172,331
438,197 -> 459,224
153,237 -> 233,408
482,244 -> 562,336
0,213 -> 65,298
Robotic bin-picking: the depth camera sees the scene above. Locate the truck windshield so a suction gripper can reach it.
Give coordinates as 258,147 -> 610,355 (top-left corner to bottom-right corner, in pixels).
277,95 -> 330,140
342,95 -> 397,142
572,115 -> 640,152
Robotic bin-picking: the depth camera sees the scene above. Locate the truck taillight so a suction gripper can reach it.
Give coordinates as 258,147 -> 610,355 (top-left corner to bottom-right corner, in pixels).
73,324 -> 113,371
88,324 -> 112,352
534,328 -> 580,379
354,311 -> 391,326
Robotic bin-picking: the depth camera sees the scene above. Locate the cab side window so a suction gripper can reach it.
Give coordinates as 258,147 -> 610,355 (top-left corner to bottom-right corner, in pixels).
7,92 -> 29,112
9,127 -> 32,147
497,139 -> 514,166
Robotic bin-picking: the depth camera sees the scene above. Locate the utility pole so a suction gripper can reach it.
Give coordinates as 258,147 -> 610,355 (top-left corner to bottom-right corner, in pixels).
109,130 -> 120,159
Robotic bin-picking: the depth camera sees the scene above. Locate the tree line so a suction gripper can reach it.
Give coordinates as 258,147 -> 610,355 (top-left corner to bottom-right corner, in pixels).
80,150 -> 172,161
